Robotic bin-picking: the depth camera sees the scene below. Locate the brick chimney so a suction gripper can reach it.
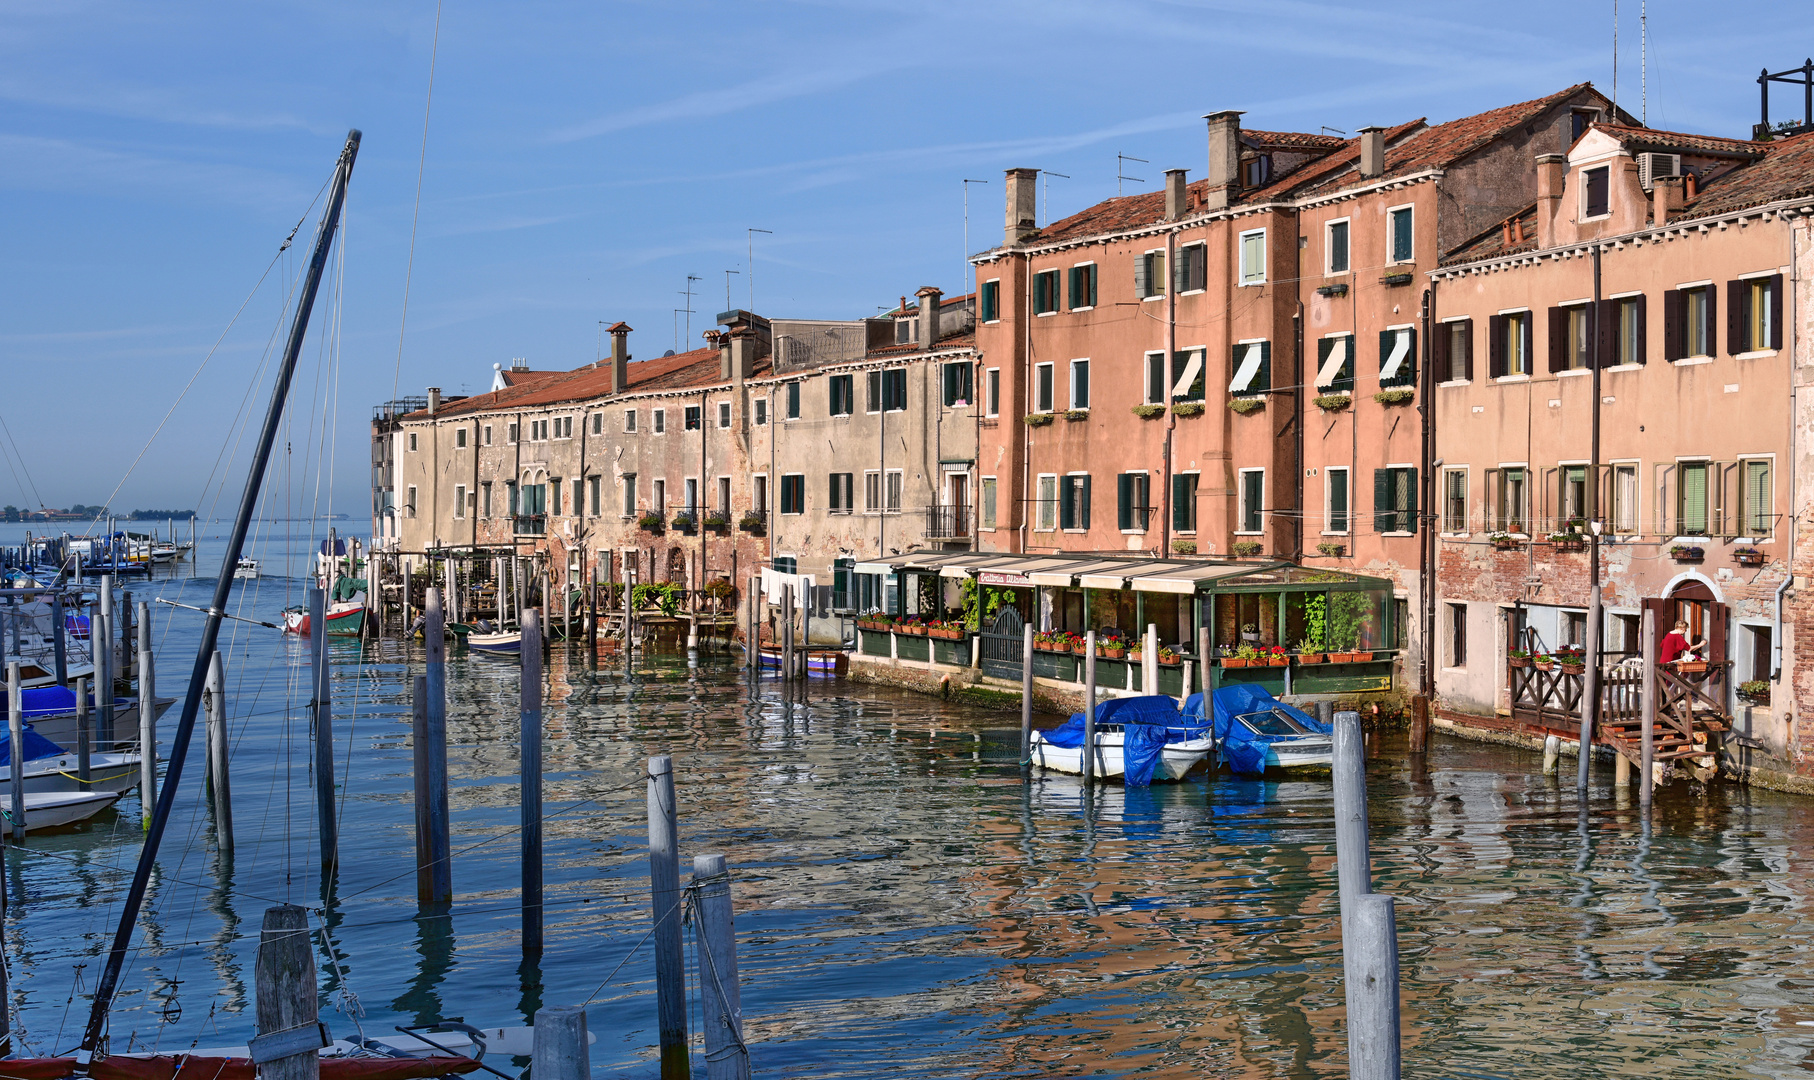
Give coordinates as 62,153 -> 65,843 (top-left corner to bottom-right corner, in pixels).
1004,168 -> 1038,246
1535,154 -> 1566,248
427,387 -> 440,415
1203,111 -> 1243,210
705,329 -> 728,379
1165,168 -> 1188,220
1358,126 -> 1385,180
727,326 -> 757,384
916,286 -> 942,347
606,321 -> 631,394
1652,175 -> 1685,226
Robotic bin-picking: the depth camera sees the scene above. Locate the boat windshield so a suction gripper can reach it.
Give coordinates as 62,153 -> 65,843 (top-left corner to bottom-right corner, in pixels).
1236,709 -> 1315,738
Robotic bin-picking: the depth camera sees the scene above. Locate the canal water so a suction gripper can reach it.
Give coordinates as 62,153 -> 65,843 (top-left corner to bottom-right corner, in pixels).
7,524 -> 1814,1077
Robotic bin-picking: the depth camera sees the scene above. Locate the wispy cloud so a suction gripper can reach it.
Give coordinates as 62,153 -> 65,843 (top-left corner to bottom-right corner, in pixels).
548,59 -> 915,142
0,132 -> 308,208
0,75 -> 319,133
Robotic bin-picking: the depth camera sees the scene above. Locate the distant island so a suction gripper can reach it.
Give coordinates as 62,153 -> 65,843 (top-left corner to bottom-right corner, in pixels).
3,506 -> 349,523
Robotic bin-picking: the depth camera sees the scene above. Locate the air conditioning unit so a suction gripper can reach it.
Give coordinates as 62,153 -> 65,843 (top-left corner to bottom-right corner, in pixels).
1638,152 -> 1682,190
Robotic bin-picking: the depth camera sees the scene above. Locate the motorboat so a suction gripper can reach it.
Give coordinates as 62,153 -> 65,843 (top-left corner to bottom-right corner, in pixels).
0,789 -> 120,831
1193,686 -> 1334,775
1029,695 -> 1215,784
1228,707 -> 1335,769
284,600 -> 366,636
7,683 -> 174,750
466,630 -> 523,654
233,557 -> 260,579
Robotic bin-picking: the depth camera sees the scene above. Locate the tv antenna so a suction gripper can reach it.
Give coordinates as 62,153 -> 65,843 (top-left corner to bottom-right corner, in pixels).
724,269 -> 740,312
682,275 -> 701,342
1041,171 -> 1070,227
1117,154 -> 1147,197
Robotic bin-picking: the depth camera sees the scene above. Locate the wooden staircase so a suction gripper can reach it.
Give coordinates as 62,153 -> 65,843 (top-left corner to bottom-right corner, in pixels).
1598,662 -> 1730,767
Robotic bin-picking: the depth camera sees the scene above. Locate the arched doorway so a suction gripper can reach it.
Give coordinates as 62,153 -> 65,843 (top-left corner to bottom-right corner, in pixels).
666,546 -> 688,586
1644,578 -> 1728,663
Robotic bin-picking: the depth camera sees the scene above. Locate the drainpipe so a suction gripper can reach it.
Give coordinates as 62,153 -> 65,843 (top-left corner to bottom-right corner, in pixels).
1779,226 -> 1801,683
1418,285 -> 1435,699
1161,229 -> 1178,555
1019,253 -> 1033,554
1590,245 -> 1603,592
1294,300 -> 1305,561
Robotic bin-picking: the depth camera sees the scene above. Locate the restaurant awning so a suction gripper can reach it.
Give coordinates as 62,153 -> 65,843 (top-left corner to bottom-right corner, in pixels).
850,551 -> 1389,594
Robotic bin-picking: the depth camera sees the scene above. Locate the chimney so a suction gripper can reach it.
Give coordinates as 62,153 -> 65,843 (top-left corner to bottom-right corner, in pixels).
607,321 -> 631,394
427,387 -> 440,416
1535,153 -> 1566,248
1203,111 -> 1243,210
728,326 -> 756,383
1358,126 -> 1385,180
1165,168 -> 1188,220
1004,167 -> 1038,246
1652,175 -> 1685,226
706,329 -> 728,379
916,286 -> 942,348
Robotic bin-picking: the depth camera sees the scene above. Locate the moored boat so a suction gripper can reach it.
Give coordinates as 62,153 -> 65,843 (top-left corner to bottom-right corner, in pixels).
1,789 -> 121,831
1194,686 -> 1335,775
466,630 -> 522,654
283,601 -> 366,636
1029,695 -> 1215,784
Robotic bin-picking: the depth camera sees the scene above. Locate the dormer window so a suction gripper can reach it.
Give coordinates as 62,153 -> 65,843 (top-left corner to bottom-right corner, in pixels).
1569,108 -> 1602,144
1243,155 -> 1272,187
1583,166 -> 1610,218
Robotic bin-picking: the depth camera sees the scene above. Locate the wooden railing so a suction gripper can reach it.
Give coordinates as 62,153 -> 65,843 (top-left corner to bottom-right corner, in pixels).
1509,659 -> 1731,761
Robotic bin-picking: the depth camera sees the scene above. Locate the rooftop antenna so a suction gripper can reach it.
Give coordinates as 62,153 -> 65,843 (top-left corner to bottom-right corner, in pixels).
1612,0 -> 1619,118
1641,0 -> 1647,124
747,228 -> 772,312
963,178 -> 988,302
1117,154 -> 1148,197
1040,171 -> 1070,227
597,320 -> 605,368
673,307 -> 693,353
1321,126 -> 1348,136
683,274 -> 701,342
723,269 -> 740,314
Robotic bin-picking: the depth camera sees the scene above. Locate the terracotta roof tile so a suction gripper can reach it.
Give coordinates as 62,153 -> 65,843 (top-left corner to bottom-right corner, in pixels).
1590,123 -> 1764,157
1243,129 -> 1348,151
864,331 -> 977,360
496,369 -> 565,388
411,345 -> 762,420
1441,204 -> 1540,265
1679,129 -> 1814,219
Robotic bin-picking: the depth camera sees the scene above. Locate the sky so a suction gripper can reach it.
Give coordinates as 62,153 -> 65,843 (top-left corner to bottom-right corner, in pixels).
0,0 -> 1794,522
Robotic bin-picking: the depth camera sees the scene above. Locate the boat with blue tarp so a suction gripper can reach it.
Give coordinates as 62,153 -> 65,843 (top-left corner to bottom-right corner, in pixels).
1028,694 -> 1215,785
1189,685 -> 1334,775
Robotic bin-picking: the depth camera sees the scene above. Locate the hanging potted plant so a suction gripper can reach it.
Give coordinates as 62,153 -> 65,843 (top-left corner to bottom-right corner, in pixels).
1507,648 -> 1533,668
1555,646 -> 1586,675
1533,653 -> 1556,672
1669,543 -> 1705,562
1733,545 -> 1765,566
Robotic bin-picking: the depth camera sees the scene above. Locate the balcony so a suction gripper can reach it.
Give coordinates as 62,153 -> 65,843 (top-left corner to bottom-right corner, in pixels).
738,510 -> 768,536
513,513 -> 546,535
924,505 -> 973,540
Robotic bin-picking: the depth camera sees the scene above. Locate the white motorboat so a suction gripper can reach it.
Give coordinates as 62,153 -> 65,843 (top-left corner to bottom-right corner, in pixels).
1029,723 -> 1215,780
15,750 -> 145,794
467,630 -> 523,654
1226,707 -> 1335,770
1,789 -> 120,831
233,557 -> 261,579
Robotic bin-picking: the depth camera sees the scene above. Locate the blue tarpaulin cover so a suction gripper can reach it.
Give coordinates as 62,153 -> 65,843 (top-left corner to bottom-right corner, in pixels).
0,725 -> 67,765
1040,695 -> 1212,786
1184,686 -> 1331,776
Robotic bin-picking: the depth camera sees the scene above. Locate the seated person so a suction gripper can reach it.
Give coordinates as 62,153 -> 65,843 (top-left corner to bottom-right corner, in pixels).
1658,620 -> 1704,666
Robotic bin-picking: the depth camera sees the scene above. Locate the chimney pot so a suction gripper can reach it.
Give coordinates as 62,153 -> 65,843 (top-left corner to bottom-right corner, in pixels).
1203,111 -> 1244,210
1358,126 -> 1386,180
1164,169 -> 1188,220
1653,175 -> 1685,225
1004,167 -> 1039,246
728,326 -> 756,383
427,387 -> 440,416
608,322 -> 631,394
916,286 -> 942,347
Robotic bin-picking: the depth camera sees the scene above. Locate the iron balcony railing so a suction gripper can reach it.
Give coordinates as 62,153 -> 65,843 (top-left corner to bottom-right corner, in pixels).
924,505 -> 973,539
513,513 -> 546,535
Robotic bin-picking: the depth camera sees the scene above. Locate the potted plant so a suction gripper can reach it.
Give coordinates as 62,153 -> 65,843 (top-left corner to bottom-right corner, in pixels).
702,578 -> 735,608
1547,530 -> 1586,553
1228,399 -> 1264,415
1734,545 -> 1765,566
1533,653 -> 1556,672
1555,646 -> 1586,675
1507,648 -> 1532,668
1373,387 -> 1415,406
1314,394 -> 1353,412
1265,645 -> 1289,667
1381,271 -> 1415,286
1171,402 -> 1206,417
1232,540 -> 1264,558
1315,283 -> 1348,298
1128,642 -> 1144,662
1674,657 -> 1711,673
704,511 -> 730,530
639,511 -> 665,531
671,510 -> 698,533
1070,633 -> 1092,655
1489,531 -> 1521,551
1669,543 -> 1705,561
1131,404 -> 1166,419
1739,679 -> 1771,705
1316,540 -> 1346,557
1296,639 -> 1325,664
1158,646 -> 1181,666
1172,539 -> 1198,555
1023,413 -> 1055,427
1062,409 -> 1090,421
1098,632 -> 1127,659
738,511 -> 766,533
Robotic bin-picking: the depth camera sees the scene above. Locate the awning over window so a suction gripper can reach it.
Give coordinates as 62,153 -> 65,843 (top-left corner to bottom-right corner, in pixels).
1315,335 -> 1349,390
1380,328 -> 1412,381
1228,342 -> 1266,394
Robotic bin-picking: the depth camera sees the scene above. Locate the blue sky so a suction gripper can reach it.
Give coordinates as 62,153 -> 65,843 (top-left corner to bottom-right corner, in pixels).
0,0 -> 1789,519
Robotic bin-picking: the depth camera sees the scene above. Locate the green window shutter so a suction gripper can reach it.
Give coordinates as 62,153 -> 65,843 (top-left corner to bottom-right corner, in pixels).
1117,473 -> 1132,530
1067,266 -> 1080,309
1134,255 -> 1150,299
1060,479 -> 1074,530
1373,469 -> 1392,534
1403,468 -> 1418,534
981,281 -> 997,322
1257,341 -> 1271,392
1089,265 -> 1098,308
1079,475 -> 1091,529
1747,461 -> 1770,533
1172,474 -> 1189,531
1680,463 -> 1708,534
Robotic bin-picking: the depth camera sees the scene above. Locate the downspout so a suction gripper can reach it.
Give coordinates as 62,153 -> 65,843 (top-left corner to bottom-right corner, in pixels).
1161,229 -> 1178,555
1294,300 -> 1305,561
700,386 -> 708,604
1418,284 -> 1435,698
1590,245 -> 1603,592
1019,252 -> 1033,553
472,419 -> 480,552
1777,224 -> 1800,682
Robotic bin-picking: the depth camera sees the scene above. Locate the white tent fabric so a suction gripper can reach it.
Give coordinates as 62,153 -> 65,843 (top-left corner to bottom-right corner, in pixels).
1170,350 -> 1203,398
1380,329 -> 1411,381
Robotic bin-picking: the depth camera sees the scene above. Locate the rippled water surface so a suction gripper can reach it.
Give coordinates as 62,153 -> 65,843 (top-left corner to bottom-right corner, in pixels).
7,526 -> 1814,1077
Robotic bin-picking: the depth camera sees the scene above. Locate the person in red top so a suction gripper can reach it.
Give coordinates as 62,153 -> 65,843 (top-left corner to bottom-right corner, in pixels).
1658,620 -> 1703,666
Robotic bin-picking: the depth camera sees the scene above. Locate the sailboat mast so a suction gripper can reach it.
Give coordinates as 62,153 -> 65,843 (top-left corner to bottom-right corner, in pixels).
76,129 -> 363,1059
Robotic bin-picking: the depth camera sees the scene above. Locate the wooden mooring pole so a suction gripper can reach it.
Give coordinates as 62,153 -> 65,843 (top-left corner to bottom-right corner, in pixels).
74,675 -> 90,784
308,587 -> 336,871
6,663 -> 22,843
1640,607 -> 1656,810
693,853 -> 750,1080
520,608 -> 544,956
417,586 -> 451,905
137,601 -> 156,830
97,575 -> 114,746
1578,584 -> 1602,794
205,649 -> 233,854
781,585 -> 795,683
1082,631 -> 1097,784
531,1005 -> 590,1080
254,904 -> 321,1080
1019,623 -> 1033,766
1347,893 -> 1403,1080
646,755 -> 689,1079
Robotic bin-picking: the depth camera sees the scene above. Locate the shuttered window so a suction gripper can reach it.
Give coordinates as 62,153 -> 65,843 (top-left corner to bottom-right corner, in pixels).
1059,475 -> 1091,530
1742,459 -> 1772,535
1067,264 -> 1097,310
1240,470 -> 1265,533
1033,270 -> 1060,314
981,478 -> 997,529
1069,360 -> 1090,409
1388,206 -> 1414,263
1373,467 -> 1417,534
829,374 -> 853,416
1442,469 -> 1466,533
1434,320 -> 1472,381
1378,327 -> 1416,387
1584,166 -> 1610,217
980,280 -> 999,322
1170,349 -> 1205,401
1328,468 -> 1350,533
1239,230 -> 1266,285
1135,251 -> 1165,299
942,363 -> 972,407
1228,341 -> 1270,395
1315,335 -> 1354,392
1327,220 -> 1350,274
1677,462 -> 1709,535
1116,473 -> 1150,531
1034,363 -> 1054,413
1145,352 -> 1166,403
828,473 -> 854,513
780,474 -> 805,515
1172,473 -> 1198,532
1175,243 -> 1207,293
1613,465 -> 1638,533
785,383 -> 799,419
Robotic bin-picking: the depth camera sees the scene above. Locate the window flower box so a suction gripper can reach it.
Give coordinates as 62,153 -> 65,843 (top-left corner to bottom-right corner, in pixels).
1372,387 -> 1415,406
1315,283 -> 1348,298
639,512 -> 665,532
1228,399 -> 1264,415
1314,394 -> 1352,412
1221,657 -> 1252,669
1023,413 -> 1055,427
1296,652 -> 1326,665
1231,540 -> 1264,558
1734,546 -> 1765,566
1669,544 -> 1705,562
1171,402 -> 1206,417
1674,659 -> 1710,673
1316,541 -> 1346,557
1381,272 -> 1415,286
1099,643 -> 1126,659
927,626 -> 964,641
1739,679 -> 1771,705
1131,404 -> 1166,419
1508,650 -> 1532,668
1533,655 -> 1555,671
1547,532 -> 1586,552
1062,409 -> 1090,421
1489,533 -> 1523,551
1158,647 -> 1181,666
738,512 -> 766,534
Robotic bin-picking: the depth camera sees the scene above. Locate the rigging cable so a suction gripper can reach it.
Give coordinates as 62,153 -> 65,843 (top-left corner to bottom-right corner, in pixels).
390,0 -> 444,410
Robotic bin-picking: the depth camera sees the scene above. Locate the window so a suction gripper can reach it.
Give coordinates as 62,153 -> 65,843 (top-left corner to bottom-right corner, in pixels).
1552,305 -> 1592,371
481,481 -> 492,518
524,480 -> 547,518
454,484 -> 466,519
1239,229 -> 1266,285
1741,459 -> 1773,536
1570,108 -> 1600,144
1328,467 -> 1351,533
780,474 -> 806,515
861,471 -> 901,513
408,433 -> 417,452
752,474 -> 768,514
1436,319 -> 1472,382
1489,312 -> 1532,377
1067,263 -> 1097,310
1069,360 -> 1090,410
1145,352 -> 1166,404
1170,348 -> 1205,401
863,470 -> 880,512
1614,296 -> 1645,366
652,478 -> 665,512
1730,275 -> 1784,353
1677,461 -> 1709,535
683,406 -> 701,431
786,382 -> 800,419
624,409 -> 637,433
1667,285 -> 1713,359
829,374 -> 854,416
1135,250 -> 1166,299
1243,155 -> 1272,187
867,369 -> 906,411
942,362 -> 972,407
1583,166 -> 1610,218
885,470 -> 902,512
556,417 -> 573,439
1448,603 -> 1467,668
1228,340 -> 1270,395
455,428 -> 467,448
1326,219 -> 1350,274
714,476 -> 729,514
484,425 -> 493,446
1441,469 -> 1466,533
588,475 -> 601,517
591,413 -> 601,435
1314,334 -> 1354,393
1172,472 -> 1198,532
1239,470 -> 1264,533
980,477 -> 997,529
1388,205 -> 1414,263
507,423 -> 519,443
1494,467 -> 1527,533
986,368 -> 1001,417
1033,269 -> 1060,314
1374,467 -> 1417,534
1059,474 -> 1091,530
652,408 -> 666,434
1175,243 -> 1207,293
1036,475 -> 1058,531
1612,464 -> 1638,533
980,279 -> 1000,323
754,398 -> 768,425
506,481 -> 517,516
1560,466 -> 1588,523
1378,327 -> 1415,388
828,472 -> 854,513
406,485 -> 417,517
547,477 -> 561,516
1034,362 -> 1055,413
531,420 -> 548,441
718,402 -> 732,429
894,318 -> 915,346
1117,472 -> 1151,531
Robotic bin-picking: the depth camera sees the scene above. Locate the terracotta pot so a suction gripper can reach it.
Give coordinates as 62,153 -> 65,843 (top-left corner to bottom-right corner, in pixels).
1222,658 -> 1250,668
1533,660 -> 1555,671
1298,653 -> 1325,664
1508,657 -> 1532,668
1071,643 -> 1090,655
1099,648 -> 1125,659
1268,657 -> 1289,667
1159,658 -> 1182,666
